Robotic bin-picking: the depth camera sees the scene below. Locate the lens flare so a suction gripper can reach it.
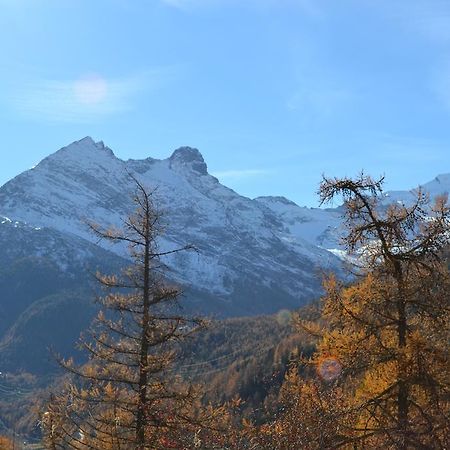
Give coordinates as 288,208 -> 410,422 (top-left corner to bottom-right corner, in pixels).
74,74 -> 108,105
276,309 -> 292,326
317,356 -> 342,381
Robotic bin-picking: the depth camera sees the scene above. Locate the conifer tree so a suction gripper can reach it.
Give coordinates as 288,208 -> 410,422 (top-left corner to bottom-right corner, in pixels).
308,174 -> 450,448
0,435 -> 14,450
257,174 -> 450,449
42,177 -> 216,449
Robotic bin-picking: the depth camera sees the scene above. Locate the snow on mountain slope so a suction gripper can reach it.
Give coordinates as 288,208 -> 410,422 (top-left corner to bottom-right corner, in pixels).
0,215 -> 127,274
0,138 -> 130,236
0,137 -> 343,316
255,173 -> 450,260
254,196 -> 342,250
4,137 -> 447,316
382,174 -> 450,206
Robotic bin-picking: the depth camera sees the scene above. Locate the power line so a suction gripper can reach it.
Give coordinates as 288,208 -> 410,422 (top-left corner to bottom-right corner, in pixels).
175,342 -> 277,377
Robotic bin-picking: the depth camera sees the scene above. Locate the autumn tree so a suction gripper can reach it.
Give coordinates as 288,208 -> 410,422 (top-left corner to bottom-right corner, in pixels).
309,175 -> 449,448
0,435 -> 14,450
41,177 -> 220,449
255,174 -> 450,449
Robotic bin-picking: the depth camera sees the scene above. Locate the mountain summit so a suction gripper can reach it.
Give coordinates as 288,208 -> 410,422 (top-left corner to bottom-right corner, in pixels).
0,138 -> 343,319
1,138 -> 449,316
169,146 -> 208,175
0,139 -> 449,374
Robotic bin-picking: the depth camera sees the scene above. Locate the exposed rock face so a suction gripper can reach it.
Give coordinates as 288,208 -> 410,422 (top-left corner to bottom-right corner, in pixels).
169,146 -> 208,175
0,137 -> 344,318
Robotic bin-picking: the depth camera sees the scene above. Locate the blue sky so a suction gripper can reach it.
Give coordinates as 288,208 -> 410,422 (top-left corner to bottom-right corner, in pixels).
1,0 -> 450,206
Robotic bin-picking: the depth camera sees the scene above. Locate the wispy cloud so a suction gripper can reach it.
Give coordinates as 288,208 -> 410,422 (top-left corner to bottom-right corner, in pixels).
212,168 -> 272,181
9,68 -> 176,123
161,0 -> 320,15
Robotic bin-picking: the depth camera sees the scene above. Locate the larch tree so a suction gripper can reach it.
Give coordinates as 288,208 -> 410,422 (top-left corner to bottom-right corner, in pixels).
311,174 -> 450,448
0,435 -> 14,450
257,174 -> 450,449
41,176 -> 219,449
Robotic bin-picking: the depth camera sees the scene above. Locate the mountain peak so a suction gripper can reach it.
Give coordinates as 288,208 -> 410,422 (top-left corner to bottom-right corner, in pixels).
44,136 -> 116,163
78,136 -> 95,145
169,146 -> 207,175
70,136 -> 115,156
170,146 -> 204,162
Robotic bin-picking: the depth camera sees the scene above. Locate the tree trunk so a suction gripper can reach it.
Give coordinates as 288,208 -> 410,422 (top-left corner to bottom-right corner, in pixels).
397,273 -> 409,450
136,236 -> 151,449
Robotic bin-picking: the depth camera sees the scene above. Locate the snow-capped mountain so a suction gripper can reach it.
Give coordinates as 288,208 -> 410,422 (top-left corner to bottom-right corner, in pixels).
382,174 -> 450,206
2,137 -> 449,317
0,137 -> 341,319
0,137 -> 449,375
